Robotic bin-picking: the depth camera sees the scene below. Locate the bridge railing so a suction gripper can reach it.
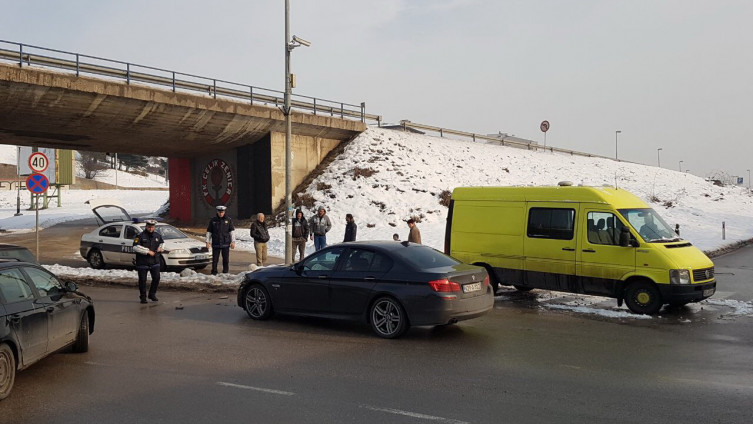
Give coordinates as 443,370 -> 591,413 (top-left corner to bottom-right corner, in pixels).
397,120 -> 631,163
0,40 -> 382,125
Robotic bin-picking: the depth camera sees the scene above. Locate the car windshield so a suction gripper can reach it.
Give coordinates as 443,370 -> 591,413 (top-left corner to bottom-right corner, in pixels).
155,225 -> 189,240
618,208 -> 680,243
394,245 -> 461,269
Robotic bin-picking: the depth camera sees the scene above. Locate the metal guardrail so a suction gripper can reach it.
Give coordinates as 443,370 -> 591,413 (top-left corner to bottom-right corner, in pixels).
398,120 -> 630,162
0,40 -> 382,125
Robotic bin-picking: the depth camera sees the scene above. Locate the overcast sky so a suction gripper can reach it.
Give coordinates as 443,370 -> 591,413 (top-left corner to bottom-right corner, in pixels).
2,0 -> 752,179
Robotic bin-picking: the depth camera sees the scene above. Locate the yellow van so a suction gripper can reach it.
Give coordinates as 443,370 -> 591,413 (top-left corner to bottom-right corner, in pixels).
444,183 -> 716,314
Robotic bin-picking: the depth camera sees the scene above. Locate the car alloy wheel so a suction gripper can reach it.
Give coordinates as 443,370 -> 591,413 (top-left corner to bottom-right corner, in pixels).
244,285 -> 272,320
72,312 -> 90,353
88,249 -> 105,269
370,297 -> 408,339
0,343 -> 15,400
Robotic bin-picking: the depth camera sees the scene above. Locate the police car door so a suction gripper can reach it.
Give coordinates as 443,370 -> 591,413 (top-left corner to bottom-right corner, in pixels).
97,224 -> 125,264
121,225 -> 141,266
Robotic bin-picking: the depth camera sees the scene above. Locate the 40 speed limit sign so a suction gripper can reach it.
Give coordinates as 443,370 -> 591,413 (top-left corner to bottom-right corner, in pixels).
28,152 -> 50,173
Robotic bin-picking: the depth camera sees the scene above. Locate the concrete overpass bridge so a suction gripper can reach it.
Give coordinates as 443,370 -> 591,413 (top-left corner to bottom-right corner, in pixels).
0,40 -> 380,222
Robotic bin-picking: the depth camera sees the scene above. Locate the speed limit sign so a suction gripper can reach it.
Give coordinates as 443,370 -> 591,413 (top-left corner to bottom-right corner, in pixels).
29,152 -> 50,173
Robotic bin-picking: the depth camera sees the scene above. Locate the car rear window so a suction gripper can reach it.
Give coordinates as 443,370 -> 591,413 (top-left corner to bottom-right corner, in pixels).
394,245 -> 460,269
0,248 -> 37,263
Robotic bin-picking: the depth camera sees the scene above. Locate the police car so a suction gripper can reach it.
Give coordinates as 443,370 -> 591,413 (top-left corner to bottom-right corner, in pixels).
79,199 -> 210,271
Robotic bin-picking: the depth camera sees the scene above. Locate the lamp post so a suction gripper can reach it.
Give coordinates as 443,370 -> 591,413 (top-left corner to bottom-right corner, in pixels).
657,148 -> 663,167
679,160 -> 683,172
14,146 -> 22,216
615,130 -> 621,160
284,0 -> 310,265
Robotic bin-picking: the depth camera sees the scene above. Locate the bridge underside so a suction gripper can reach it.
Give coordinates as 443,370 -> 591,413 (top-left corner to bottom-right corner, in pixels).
0,63 -> 366,221
0,63 -> 363,156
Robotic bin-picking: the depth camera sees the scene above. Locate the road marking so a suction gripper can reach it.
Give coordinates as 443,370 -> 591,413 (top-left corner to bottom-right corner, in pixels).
360,404 -> 469,424
216,381 -> 295,396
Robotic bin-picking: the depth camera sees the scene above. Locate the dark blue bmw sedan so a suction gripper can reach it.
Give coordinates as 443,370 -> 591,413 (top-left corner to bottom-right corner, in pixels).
237,241 -> 493,338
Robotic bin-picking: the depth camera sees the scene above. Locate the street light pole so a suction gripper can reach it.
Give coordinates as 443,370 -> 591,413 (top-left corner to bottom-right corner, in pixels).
14,146 -> 22,216
284,0 -> 293,265
283,1 -> 310,265
679,160 -> 683,172
615,130 -> 621,160
657,148 -> 663,167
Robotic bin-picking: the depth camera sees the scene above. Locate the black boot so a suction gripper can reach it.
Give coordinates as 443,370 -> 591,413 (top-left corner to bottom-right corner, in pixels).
149,294 -> 159,302
140,296 -> 147,304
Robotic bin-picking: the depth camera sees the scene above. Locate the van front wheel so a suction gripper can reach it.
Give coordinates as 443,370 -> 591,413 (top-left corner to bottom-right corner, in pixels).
625,282 -> 662,315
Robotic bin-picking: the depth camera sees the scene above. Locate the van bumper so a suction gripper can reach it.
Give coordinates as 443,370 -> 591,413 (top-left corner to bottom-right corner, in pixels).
658,280 -> 716,304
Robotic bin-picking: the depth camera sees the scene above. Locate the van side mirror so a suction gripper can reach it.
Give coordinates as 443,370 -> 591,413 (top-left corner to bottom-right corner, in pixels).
619,227 -> 632,247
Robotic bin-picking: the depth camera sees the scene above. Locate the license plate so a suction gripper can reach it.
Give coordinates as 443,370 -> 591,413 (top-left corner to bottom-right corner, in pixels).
195,254 -> 207,260
463,282 -> 482,293
703,288 -> 715,297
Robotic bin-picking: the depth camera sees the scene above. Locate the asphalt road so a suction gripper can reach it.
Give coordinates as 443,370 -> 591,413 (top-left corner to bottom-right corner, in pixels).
2,243 -> 752,424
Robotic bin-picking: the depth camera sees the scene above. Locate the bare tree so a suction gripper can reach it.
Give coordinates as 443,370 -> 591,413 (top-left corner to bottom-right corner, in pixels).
80,151 -> 108,179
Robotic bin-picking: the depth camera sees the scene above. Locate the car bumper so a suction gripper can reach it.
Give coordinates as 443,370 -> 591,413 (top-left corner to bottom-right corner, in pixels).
406,286 -> 495,326
164,256 -> 211,267
658,280 -> 716,304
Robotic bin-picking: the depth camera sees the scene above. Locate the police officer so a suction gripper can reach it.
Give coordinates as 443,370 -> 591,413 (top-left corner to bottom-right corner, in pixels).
206,205 -> 235,275
133,219 -> 164,303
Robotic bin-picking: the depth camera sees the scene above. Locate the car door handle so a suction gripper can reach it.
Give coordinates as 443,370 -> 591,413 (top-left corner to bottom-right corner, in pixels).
318,275 -> 328,279
562,247 -> 575,251
364,277 -> 376,280
9,314 -> 20,324
582,249 -> 596,253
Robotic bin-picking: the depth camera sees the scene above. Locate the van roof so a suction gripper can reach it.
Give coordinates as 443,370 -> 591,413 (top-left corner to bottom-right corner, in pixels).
451,186 -> 649,208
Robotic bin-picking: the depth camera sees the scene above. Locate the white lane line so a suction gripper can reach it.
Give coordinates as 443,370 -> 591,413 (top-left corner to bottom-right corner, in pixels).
360,404 -> 469,424
216,381 -> 295,396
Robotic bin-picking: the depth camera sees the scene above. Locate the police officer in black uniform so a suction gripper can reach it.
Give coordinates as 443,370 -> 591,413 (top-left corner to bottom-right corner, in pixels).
133,219 -> 164,303
206,205 -> 235,275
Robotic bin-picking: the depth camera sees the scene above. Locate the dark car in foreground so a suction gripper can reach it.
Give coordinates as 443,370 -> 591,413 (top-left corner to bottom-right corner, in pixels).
237,241 -> 493,338
0,244 -> 37,264
0,262 -> 94,400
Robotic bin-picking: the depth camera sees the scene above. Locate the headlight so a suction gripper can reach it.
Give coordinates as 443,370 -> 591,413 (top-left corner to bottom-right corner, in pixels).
169,249 -> 189,256
669,269 -> 690,285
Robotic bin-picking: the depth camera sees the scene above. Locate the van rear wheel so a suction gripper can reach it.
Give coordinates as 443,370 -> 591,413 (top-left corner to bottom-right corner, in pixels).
514,285 -> 533,292
625,281 -> 662,315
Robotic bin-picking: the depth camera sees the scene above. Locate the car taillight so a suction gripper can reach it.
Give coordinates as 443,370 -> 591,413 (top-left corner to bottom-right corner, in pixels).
428,278 -> 461,292
482,275 -> 490,287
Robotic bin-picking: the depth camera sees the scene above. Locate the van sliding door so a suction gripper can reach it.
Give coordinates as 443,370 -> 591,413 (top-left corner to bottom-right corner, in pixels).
523,205 -> 577,291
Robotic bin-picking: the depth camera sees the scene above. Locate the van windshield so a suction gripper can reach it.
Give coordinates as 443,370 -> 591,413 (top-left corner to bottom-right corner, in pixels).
618,208 -> 680,243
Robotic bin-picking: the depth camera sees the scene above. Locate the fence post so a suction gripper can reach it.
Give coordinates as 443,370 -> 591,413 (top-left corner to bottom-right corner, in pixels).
361,102 -> 365,123
172,72 -> 176,92
722,221 -> 726,240
340,103 -> 344,118
440,128 -> 443,137
249,86 -> 253,104
18,44 -> 23,67
472,134 -> 476,142
126,63 -> 130,84
213,80 -> 217,99
75,54 -> 80,76
313,98 -> 317,115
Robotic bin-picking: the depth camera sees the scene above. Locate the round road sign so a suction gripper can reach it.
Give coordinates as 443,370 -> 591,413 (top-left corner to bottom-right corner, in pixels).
26,173 -> 49,194
28,152 -> 50,173
540,120 -> 550,133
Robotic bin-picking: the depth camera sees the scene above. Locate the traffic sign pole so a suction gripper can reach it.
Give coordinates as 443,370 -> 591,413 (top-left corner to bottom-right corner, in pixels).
36,194 -> 39,260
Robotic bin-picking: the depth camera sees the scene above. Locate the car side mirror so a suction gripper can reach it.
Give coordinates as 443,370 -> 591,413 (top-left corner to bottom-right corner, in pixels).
65,281 -> 78,292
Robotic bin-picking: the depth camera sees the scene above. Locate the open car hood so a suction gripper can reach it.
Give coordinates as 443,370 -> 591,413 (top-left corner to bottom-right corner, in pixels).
85,198 -> 131,226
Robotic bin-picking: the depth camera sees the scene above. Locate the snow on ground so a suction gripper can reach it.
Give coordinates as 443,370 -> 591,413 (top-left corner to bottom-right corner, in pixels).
254,127 -> 753,258
2,127 -> 753,319
75,165 -> 168,188
0,188 -> 169,232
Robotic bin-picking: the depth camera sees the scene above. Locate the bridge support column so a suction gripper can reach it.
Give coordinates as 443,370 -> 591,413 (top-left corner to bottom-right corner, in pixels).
168,158 -> 192,221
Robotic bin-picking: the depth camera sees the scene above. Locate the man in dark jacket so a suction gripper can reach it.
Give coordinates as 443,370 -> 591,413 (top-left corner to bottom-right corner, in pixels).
407,218 -> 422,244
343,213 -> 357,242
309,207 -> 332,251
291,209 -> 309,262
249,213 -> 270,266
133,219 -> 164,303
206,205 -> 235,275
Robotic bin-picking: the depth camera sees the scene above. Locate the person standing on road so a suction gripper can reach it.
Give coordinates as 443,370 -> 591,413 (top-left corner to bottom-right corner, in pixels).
343,213 -> 357,242
309,207 -> 332,251
291,209 -> 309,262
249,213 -> 270,266
133,219 -> 164,303
206,205 -> 235,275
407,218 -> 422,244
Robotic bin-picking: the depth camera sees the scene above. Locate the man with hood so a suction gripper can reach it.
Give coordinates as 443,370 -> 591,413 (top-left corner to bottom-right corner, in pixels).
249,213 -> 270,266
291,209 -> 309,262
309,206 -> 332,251
206,205 -> 235,275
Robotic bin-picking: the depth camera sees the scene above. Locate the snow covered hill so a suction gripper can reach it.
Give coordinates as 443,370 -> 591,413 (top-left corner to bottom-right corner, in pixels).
253,127 -> 753,258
